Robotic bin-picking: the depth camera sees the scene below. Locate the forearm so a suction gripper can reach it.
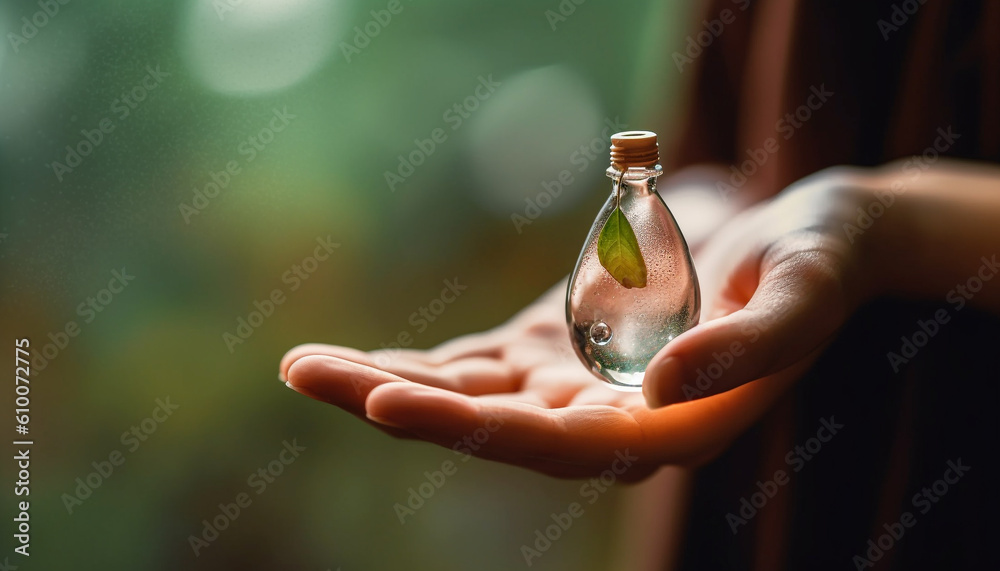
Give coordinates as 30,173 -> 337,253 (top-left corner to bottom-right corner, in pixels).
865,159 -> 1000,313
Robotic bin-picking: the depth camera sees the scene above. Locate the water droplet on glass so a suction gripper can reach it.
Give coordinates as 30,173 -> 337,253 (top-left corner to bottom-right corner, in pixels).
589,321 -> 612,345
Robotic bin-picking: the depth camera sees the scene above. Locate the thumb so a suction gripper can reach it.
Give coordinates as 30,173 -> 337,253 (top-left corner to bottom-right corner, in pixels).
643,245 -> 853,408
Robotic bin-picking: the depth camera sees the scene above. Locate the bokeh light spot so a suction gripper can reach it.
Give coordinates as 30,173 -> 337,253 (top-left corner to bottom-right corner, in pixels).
180,0 -> 340,96
467,65 -> 603,217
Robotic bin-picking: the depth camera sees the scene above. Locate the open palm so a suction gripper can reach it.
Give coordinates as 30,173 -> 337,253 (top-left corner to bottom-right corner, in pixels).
280,168 -> 877,480
281,266 -> 800,480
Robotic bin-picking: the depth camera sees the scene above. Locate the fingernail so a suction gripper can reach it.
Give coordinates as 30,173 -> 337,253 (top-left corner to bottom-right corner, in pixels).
285,380 -> 324,402
366,412 -> 404,428
644,356 -> 685,409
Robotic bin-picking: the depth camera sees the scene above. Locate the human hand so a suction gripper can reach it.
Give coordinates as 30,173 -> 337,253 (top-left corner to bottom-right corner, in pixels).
276,169 -> 775,479
279,167 -> 887,478
642,166 -> 882,408
279,278 -> 798,479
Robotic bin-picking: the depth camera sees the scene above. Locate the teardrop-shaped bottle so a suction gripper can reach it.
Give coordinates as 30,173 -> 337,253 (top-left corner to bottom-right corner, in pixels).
566,131 -> 700,390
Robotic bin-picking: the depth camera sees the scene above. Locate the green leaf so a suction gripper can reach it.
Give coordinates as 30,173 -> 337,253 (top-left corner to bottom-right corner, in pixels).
597,206 -> 647,288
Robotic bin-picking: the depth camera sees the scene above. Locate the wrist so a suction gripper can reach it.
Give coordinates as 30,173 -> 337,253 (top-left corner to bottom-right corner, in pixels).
848,166 -> 920,303
815,168 -> 902,306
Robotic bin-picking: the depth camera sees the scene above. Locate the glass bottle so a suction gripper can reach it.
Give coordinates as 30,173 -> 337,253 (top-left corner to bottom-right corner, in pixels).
566,131 -> 700,390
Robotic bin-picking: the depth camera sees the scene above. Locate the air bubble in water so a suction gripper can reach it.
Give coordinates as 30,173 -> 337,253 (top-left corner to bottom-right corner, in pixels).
589,321 -> 613,345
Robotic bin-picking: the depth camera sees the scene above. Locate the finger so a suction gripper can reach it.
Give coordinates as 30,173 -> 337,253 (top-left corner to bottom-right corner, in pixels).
278,342 -> 462,378
280,343 -> 376,382
283,356 -> 417,440
385,357 -> 520,395
283,359 -> 609,467
286,355 -> 405,415
366,361 -> 805,472
644,236 -> 852,407
421,331 -> 504,364
282,345 -> 519,395
278,341 -> 491,381
364,383 -> 645,465
500,340 -> 579,374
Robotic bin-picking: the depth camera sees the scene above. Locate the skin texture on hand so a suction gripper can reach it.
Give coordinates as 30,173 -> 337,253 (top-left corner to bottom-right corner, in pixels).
277,167 -> 836,479
279,281 -> 801,480
279,161 -> 1000,480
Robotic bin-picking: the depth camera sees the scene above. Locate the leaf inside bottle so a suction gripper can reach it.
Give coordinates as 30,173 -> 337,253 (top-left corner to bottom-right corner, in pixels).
597,206 -> 647,288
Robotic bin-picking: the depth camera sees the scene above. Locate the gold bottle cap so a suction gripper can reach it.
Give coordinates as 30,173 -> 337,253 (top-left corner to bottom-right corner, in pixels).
610,131 -> 659,170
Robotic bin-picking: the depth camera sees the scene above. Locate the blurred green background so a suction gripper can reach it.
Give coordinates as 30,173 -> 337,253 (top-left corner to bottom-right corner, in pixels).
0,0 -> 689,568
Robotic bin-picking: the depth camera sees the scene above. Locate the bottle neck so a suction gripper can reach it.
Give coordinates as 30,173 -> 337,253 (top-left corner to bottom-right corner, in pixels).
607,165 -> 663,197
